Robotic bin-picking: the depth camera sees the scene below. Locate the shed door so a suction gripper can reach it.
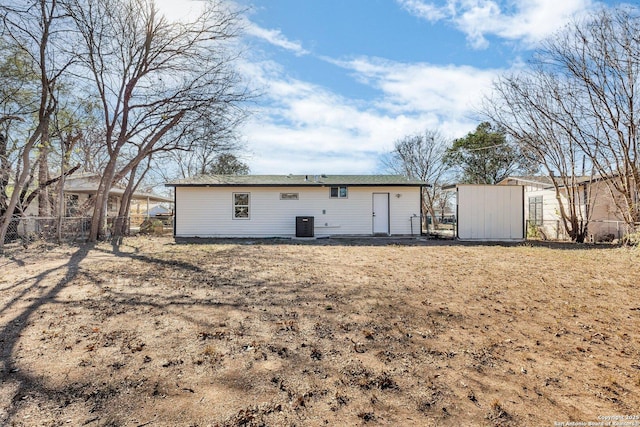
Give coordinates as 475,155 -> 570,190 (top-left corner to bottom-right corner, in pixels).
372,193 -> 390,235
457,185 -> 524,240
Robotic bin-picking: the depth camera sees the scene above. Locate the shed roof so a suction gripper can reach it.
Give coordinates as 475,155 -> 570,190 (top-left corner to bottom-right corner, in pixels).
166,174 -> 428,187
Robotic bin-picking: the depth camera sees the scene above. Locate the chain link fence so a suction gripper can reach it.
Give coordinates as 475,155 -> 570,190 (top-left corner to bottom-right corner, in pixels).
424,215 -> 457,239
526,219 -> 640,242
3,215 -> 174,246
586,220 -> 640,243
3,216 -> 92,245
526,220 -> 569,241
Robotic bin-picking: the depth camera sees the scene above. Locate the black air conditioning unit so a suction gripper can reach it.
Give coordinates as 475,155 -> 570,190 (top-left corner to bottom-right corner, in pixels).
296,216 -> 314,237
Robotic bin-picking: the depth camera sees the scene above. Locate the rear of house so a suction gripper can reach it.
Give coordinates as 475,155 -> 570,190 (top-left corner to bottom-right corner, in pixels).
166,175 -> 426,238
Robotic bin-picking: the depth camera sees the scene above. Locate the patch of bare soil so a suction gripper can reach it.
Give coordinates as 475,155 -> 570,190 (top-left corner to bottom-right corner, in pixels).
1,236 -> 639,426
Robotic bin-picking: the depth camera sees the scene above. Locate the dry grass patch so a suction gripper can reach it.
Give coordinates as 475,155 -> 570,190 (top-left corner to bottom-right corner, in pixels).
1,236 -> 639,426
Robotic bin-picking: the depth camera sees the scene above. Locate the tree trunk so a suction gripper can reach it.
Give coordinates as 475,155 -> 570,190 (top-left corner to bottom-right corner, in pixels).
56,163 -> 65,243
38,130 -> 50,216
0,132 -> 9,216
113,168 -> 138,240
88,156 -> 119,242
113,157 -> 152,240
21,164 -> 80,212
0,120 -> 46,250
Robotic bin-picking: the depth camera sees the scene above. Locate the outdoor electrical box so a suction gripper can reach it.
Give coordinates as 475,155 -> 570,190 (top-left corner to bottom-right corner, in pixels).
296,216 -> 314,237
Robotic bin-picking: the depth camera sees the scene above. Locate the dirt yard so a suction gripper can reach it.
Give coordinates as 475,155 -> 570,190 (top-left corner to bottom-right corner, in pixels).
1,236 -> 639,426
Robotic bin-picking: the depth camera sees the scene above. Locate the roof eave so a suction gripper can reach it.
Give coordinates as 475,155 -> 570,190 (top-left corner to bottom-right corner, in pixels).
165,183 -> 428,188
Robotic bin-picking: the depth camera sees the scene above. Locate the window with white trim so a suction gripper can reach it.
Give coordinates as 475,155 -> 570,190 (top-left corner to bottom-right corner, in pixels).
233,192 -> 250,219
330,186 -> 348,198
528,195 -> 543,226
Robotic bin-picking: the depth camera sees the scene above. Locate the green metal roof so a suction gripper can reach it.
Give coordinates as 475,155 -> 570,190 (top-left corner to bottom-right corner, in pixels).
166,174 -> 428,187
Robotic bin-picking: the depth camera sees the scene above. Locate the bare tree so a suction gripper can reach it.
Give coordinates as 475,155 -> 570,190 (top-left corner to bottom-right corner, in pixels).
557,8 -> 640,233
65,0 -> 248,241
384,129 -> 452,228
486,72 -> 594,242
1,0 -> 247,246
1,40 -> 36,211
156,118 -> 245,180
112,154 -> 153,240
69,126 -> 110,174
0,0 -> 74,250
0,118 -> 24,216
62,0 -> 246,240
50,104 -> 87,242
487,7 -> 640,237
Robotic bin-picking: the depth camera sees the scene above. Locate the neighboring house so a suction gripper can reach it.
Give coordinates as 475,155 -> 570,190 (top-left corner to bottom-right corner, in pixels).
20,172 -> 172,217
498,175 -> 634,241
165,175 -> 427,238
62,173 -> 173,218
10,173 -> 172,240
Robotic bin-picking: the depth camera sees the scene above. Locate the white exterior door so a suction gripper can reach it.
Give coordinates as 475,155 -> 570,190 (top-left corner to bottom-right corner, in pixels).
372,193 -> 390,235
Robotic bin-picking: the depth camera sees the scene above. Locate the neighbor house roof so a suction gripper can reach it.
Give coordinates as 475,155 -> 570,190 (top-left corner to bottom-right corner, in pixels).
65,173 -> 173,203
166,174 -> 429,187
497,175 -> 595,188
497,176 -> 554,186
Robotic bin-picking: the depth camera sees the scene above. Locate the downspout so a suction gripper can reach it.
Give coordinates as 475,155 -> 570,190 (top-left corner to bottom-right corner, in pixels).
420,185 -> 425,236
522,185 -> 526,240
455,187 -> 459,240
172,187 -> 176,238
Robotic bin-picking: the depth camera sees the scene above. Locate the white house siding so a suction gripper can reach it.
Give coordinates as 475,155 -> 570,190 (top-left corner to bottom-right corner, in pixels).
175,186 -> 421,238
522,187 -> 565,239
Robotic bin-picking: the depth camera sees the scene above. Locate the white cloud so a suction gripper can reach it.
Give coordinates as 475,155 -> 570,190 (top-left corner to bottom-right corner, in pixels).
155,2 -> 310,55
397,0 -> 597,49
334,56 -> 497,118
398,0 -> 450,21
244,22 -> 310,56
238,56 -> 501,174
156,1 -> 514,174
154,0 -> 206,21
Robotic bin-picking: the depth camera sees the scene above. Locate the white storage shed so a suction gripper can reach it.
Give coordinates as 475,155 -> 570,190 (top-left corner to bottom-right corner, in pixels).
456,184 -> 525,241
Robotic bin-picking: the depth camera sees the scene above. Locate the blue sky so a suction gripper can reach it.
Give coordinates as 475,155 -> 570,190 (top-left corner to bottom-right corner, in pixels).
160,0 -> 618,175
